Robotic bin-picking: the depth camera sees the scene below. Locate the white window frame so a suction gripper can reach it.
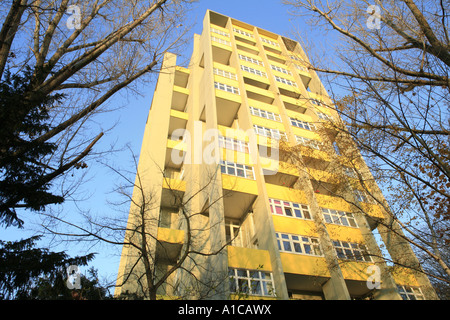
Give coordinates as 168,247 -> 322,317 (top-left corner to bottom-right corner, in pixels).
332,240 -> 372,262
260,37 -> 280,47
290,118 -> 315,131
214,81 -> 240,95
213,68 -> 237,80
218,135 -> 249,153
233,28 -> 254,38
211,36 -> 231,46
249,106 -> 281,122
270,64 -> 292,76
229,268 -> 275,297
276,232 -> 322,257
269,198 -> 312,220
397,285 -> 425,300
316,112 -> 331,121
220,160 -> 255,180
240,65 -> 267,78
211,27 -> 229,37
238,54 -> 264,66
321,208 -> 358,228
274,75 -> 297,87
253,124 -> 287,140
295,135 -> 320,150
354,189 -> 374,203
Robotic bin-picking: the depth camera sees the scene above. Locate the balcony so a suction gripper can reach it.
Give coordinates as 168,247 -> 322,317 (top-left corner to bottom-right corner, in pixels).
156,227 -> 185,262
171,85 -> 189,111
168,109 -> 188,137
166,138 -> 187,170
161,177 -> 186,208
227,246 -> 272,271
222,174 -> 258,220
245,83 -> 275,104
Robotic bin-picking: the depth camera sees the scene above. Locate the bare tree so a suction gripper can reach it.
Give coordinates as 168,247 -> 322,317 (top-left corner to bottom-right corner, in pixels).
38,149 -> 245,300
0,0 -> 195,227
281,0 -> 449,297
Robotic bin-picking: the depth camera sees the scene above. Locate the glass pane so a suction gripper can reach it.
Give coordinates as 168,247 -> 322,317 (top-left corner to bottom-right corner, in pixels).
285,208 -> 293,216
294,243 -> 302,253
275,206 -> 283,215
294,209 -> 302,218
252,281 -> 262,295
283,241 -> 292,252
304,244 -> 311,254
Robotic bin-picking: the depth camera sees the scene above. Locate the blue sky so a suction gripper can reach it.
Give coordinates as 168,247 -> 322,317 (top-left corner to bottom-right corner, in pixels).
1,0 -> 328,290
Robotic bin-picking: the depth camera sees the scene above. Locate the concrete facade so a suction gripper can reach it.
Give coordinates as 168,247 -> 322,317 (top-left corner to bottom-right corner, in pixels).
115,10 -> 437,300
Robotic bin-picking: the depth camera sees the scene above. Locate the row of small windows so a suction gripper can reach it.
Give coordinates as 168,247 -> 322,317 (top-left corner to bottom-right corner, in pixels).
220,160 -> 255,180
270,64 -> 292,76
229,268 -> 275,297
276,233 -> 322,256
240,65 -> 267,78
253,124 -> 287,140
211,27 -> 229,37
238,54 -> 264,66
269,198 -> 358,229
211,36 -> 231,46
249,106 -> 282,122
290,118 -> 315,131
260,37 -> 280,47
218,136 -> 249,153
269,198 -> 312,220
233,27 -> 254,38
274,75 -> 297,87
213,67 -> 237,80
214,81 -> 240,94
295,135 -> 320,150
333,240 -> 372,262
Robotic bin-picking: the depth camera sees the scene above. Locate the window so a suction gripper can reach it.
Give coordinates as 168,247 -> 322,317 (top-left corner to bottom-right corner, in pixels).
249,106 -> 281,122
218,136 -> 249,153
397,285 -> 425,300
211,36 -> 231,46
343,166 -> 357,178
321,208 -> 358,228
211,27 -> 229,37
240,65 -> 267,78
270,64 -> 292,76
214,82 -> 240,95
213,68 -> 237,80
238,54 -> 264,66
294,64 -> 308,72
310,99 -> 324,106
229,268 -> 275,296
276,233 -> 322,256
233,28 -> 254,38
289,55 -> 301,61
332,240 -> 372,262
290,118 -> 315,131
274,75 -> 297,87
269,198 -> 312,220
220,160 -> 255,180
225,220 -> 242,247
260,37 -> 280,47
354,189 -> 373,203
316,112 -> 331,121
295,135 -> 320,150
253,124 -> 287,140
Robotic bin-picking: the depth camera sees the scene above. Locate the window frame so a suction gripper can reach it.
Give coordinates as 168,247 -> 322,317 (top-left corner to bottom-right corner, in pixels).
229,268 -> 275,297
290,118 -> 315,131
253,124 -> 287,140
397,285 -> 425,300
249,106 -> 282,122
240,64 -> 267,78
274,75 -> 297,87
321,208 -> 358,228
238,54 -> 264,66
269,198 -> 312,220
218,135 -> 249,154
220,160 -> 255,180
275,232 -> 323,257
213,67 -> 238,80
332,240 -> 372,262
214,81 -> 240,95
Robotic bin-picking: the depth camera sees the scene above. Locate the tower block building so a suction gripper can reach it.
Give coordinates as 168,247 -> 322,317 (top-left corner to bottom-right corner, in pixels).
115,10 -> 437,300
